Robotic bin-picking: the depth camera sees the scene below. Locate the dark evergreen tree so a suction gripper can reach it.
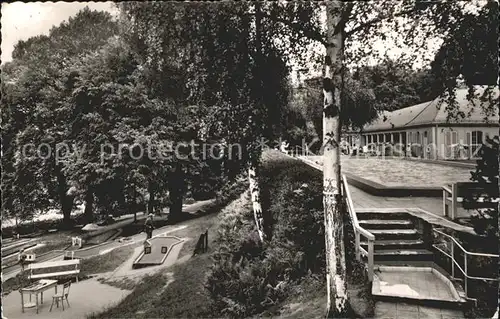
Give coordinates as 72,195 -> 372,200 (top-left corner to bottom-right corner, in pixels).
468,136 -> 499,238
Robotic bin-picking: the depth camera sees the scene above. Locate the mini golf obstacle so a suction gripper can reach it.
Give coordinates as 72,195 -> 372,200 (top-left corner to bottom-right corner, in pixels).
72,236 -> 83,248
62,236 -> 83,260
132,235 -> 183,269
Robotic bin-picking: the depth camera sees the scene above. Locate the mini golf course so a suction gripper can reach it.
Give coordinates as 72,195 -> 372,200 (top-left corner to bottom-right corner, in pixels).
133,236 -> 183,269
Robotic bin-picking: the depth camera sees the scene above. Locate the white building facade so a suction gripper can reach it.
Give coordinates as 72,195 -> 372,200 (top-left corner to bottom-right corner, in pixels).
346,87 -> 499,160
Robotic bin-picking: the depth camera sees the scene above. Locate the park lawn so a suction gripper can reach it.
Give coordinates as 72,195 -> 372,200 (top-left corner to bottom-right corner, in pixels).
88,254 -> 213,319
170,213 -> 220,258
80,245 -> 136,276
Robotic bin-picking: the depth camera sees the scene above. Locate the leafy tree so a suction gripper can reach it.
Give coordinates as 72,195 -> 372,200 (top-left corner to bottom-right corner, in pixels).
119,2 -> 293,239
2,7 -> 120,226
468,136 -> 499,238
353,60 -> 439,112
429,1 -> 498,120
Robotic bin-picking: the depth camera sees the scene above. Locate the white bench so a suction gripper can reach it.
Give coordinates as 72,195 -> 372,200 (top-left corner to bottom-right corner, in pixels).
26,259 -> 80,283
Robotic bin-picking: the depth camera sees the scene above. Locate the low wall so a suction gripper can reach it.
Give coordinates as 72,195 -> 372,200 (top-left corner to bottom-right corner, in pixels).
344,173 -> 442,197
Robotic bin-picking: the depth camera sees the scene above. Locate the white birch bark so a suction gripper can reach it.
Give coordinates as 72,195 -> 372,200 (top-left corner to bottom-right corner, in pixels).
323,1 -> 349,316
248,2 -> 266,242
248,165 -> 265,241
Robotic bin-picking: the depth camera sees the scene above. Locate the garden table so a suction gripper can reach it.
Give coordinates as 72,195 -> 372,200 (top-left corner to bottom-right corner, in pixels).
20,279 -> 58,314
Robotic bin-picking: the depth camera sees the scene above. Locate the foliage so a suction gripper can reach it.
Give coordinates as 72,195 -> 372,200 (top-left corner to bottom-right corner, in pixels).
429,1 -> 498,121
352,60 -> 439,112
206,152 -> 326,317
468,136 -> 499,238
1,7 -> 120,225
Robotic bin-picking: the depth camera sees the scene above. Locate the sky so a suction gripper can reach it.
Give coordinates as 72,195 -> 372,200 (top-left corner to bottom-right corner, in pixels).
1,2 -> 118,63
1,2 -> 483,82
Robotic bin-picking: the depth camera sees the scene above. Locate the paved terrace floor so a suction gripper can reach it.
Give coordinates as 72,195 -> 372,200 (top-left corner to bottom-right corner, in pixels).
374,301 -> 464,319
349,184 -> 470,220
300,155 -> 470,219
305,155 -> 472,188
2,278 -> 131,319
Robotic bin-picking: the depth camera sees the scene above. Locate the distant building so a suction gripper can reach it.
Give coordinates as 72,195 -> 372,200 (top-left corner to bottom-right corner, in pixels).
345,86 -> 499,160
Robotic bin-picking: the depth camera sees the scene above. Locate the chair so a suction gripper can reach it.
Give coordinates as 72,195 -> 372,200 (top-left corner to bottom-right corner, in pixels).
50,281 -> 71,311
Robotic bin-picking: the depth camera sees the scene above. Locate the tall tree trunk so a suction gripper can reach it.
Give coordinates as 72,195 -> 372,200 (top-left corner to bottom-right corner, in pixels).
148,183 -> 155,216
169,163 -> 185,222
323,1 -> 349,316
248,164 -> 265,240
84,187 -> 94,223
56,165 -> 74,228
133,187 -> 137,223
248,2 -> 266,242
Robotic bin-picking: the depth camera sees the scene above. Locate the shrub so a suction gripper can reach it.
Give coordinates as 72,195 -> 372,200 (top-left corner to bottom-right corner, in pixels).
206,153 -> 327,317
468,135 -> 499,238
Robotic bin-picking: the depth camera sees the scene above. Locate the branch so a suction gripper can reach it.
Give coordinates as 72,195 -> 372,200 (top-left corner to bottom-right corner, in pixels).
247,12 -> 327,46
345,7 -> 418,37
334,1 -> 356,36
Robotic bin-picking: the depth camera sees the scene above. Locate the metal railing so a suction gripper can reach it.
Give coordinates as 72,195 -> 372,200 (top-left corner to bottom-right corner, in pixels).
432,228 -> 499,299
283,145 -> 315,158
341,174 -> 375,281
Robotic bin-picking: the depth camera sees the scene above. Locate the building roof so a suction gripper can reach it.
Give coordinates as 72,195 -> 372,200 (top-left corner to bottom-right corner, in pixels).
362,86 -> 499,133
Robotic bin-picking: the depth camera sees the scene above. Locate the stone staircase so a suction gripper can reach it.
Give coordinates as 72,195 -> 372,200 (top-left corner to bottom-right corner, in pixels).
356,210 -> 468,313
357,211 -> 434,263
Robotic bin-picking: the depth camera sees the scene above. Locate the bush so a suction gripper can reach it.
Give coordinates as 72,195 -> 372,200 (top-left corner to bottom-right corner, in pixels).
206,153 -> 327,317
468,136 -> 499,238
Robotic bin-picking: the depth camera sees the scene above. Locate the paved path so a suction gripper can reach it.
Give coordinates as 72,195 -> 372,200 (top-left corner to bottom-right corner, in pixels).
2,278 -> 131,319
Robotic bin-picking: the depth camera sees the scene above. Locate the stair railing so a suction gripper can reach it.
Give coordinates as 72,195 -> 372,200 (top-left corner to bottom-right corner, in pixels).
341,174 -> 375,281
432,228 -> 499,300
284,145 -> 316,158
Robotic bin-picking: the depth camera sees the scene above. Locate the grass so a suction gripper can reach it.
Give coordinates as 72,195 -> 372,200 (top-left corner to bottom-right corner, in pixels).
88,253 -> 214,319
97,276 -> 138,291
80,245 -> 135,276
88,183 -> 251,319
170,213 -> 220,258
272,275 -> 327,318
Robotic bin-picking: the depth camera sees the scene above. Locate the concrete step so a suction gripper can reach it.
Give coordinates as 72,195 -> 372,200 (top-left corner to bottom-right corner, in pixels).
356,211 -> 410,221
361,239 -> 426,250
359,219 -> 413,229
372,249 -> 434,261
372,266 -> 468,310
369,228 -> 420,240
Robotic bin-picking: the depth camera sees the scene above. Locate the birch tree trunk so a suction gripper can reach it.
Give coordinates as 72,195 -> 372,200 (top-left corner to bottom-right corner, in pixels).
248,2 -> 266,242
248,165 -> 265,241
323,1 -> 349,316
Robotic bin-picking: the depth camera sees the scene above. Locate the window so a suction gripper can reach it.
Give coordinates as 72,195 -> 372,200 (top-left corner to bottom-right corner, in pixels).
161,246 -> 168,254
471,130 -> 483,157
144,247 -> 151,254
416,132 -> 420,144
472,131 -> 483,145
444,131 -> 458,158
424,131 -> 428,138
445,131 -> 458,145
